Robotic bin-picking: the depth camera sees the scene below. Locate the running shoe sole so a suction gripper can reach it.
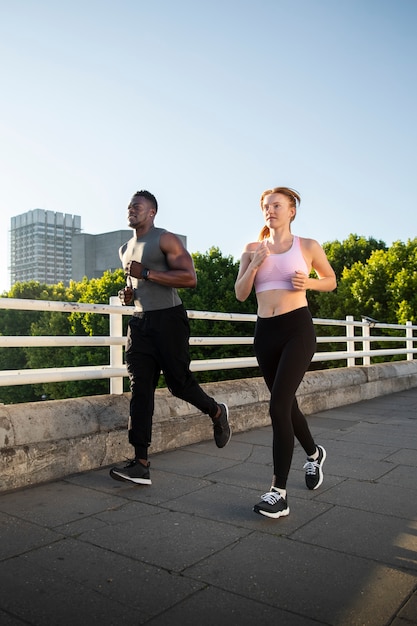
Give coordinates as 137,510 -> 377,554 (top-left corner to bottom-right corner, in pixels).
109,468 -> 152,485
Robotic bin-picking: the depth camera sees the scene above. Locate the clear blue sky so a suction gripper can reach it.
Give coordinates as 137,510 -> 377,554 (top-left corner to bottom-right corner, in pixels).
1,0 -> 416,294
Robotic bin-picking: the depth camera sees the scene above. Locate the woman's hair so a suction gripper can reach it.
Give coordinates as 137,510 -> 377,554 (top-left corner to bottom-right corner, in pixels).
258,187 -> 301,241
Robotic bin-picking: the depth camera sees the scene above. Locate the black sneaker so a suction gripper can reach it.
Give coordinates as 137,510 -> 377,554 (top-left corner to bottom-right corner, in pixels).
304,445 -> 326,490
253,488 -> 290,519
212,403 -> 232,448
109,460 -> 152,485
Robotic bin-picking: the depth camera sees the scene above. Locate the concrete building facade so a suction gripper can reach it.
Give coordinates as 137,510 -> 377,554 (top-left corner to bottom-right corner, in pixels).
71,230 -> 132,281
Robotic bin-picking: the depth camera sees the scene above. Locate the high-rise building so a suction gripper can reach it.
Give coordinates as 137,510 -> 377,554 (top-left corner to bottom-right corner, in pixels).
10,209 -> 81,286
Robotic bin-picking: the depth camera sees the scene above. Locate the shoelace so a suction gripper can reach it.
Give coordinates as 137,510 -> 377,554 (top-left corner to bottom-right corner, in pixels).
122,459 -> 138,468
303,459 -> 319,475
260,491 -> 283,505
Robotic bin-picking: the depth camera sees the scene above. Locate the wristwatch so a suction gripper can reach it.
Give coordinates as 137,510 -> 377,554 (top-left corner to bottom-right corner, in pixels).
141,268 -> 150,281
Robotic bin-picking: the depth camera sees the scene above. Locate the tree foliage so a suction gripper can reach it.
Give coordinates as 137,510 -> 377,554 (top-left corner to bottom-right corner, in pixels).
323,234 -> 387,279
335,239 -> 417,324
307,234 -> 387,320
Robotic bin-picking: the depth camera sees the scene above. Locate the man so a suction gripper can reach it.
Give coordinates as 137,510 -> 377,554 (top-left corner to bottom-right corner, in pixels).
110,190 -> 231,485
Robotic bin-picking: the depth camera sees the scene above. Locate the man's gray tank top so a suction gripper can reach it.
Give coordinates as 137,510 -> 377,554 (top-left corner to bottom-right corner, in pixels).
119,226 -> 182,312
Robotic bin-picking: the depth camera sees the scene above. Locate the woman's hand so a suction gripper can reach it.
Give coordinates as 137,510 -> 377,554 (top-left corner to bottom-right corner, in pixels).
292,270 -> 308,290
250,240 -> 270,269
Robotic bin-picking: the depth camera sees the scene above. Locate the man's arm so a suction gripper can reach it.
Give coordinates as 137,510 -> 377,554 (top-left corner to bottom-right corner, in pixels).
125,232 -> 197,288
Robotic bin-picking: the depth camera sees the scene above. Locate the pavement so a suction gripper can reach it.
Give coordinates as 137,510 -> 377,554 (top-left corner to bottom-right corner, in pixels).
0,388 -> 417,626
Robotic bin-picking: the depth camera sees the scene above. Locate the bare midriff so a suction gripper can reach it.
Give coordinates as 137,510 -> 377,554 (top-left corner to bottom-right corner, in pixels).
256,289 -> 308,318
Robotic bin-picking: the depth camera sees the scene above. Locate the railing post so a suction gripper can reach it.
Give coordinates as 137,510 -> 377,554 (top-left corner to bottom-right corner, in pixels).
362,323 -> 371,366
109,296 -> 124,394
406,321 -> 414,361
346,315 -> 355,367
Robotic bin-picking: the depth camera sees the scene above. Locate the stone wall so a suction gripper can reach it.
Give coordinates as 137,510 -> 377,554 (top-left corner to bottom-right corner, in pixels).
1,360 -> 417,492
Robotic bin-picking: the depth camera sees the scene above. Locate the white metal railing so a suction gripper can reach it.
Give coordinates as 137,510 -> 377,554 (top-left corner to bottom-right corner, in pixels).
0,297 -> 416,395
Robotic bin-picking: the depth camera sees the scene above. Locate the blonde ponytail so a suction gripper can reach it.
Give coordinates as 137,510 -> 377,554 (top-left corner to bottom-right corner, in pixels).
258,225 -> 270,242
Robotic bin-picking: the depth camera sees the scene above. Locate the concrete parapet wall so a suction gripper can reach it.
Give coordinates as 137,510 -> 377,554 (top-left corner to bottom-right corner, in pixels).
1,360 -> 417,492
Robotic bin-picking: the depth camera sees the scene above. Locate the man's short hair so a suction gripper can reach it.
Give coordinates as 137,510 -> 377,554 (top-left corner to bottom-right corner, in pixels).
133,190 -> 158,213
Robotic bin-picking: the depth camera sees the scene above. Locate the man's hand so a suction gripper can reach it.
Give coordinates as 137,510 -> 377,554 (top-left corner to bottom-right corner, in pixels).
125,260 -> 144,279
118,286 -> 134,305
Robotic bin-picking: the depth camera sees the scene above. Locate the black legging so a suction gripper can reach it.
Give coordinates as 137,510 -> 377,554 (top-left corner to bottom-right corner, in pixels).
254,306 -> 317,489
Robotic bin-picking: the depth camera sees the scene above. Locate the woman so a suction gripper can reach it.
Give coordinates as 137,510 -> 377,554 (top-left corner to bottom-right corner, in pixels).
235,186 -> 336,518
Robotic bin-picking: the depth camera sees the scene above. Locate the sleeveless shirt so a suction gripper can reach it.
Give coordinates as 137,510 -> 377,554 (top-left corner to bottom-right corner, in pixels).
254,236 -> 309,293
119,226 -> 182,312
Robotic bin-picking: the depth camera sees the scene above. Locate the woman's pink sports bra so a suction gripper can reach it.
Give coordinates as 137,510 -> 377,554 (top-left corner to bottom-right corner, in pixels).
254,236 -> 309,293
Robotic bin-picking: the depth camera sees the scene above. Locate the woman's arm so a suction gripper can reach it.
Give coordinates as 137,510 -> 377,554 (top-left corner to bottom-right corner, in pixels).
294,239 -> 336,292
235,242 -> 269,301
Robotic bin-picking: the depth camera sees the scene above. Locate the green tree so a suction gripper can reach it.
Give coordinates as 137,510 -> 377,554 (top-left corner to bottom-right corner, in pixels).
338,239 -> 417,324
308,234 -> 387,320
323,234 -> 387,280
